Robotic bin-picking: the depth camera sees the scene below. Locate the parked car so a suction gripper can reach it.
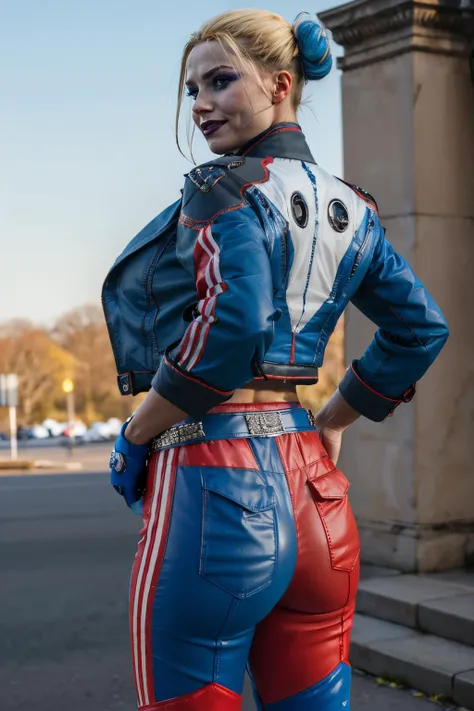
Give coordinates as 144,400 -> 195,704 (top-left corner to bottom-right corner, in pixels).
42,419 -> 68,437
29,424 -> 50,439
62,421 -> 87,438
105,418 -> 122,437
82,421 -> 117,442
17,425 -> 35,440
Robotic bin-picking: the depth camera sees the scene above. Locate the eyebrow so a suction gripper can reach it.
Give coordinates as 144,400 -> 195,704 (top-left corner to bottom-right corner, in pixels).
185,65 -> 236,86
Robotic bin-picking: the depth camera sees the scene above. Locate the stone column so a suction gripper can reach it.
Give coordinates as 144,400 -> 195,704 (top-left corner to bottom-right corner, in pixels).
319,0 -> 474,572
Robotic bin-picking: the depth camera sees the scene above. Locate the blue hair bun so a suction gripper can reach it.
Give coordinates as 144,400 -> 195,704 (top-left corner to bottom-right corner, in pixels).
293,13 -> 332,81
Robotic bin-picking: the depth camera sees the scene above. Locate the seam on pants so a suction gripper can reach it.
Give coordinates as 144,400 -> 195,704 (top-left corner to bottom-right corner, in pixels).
275,437 -> 301,551
340,559 -> 358,663
339,608 -> 345,663
213,595 -> 240,683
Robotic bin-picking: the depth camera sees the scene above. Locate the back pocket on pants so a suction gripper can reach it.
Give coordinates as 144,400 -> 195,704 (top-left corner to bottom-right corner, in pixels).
200,467 -> 277,598
306,457 -> 360,573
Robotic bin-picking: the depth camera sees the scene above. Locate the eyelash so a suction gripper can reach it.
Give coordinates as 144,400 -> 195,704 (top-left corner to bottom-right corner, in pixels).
186,75 -> 237,100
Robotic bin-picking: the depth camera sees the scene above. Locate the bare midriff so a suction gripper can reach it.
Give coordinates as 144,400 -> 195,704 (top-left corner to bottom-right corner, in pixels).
227,379 -> 300,404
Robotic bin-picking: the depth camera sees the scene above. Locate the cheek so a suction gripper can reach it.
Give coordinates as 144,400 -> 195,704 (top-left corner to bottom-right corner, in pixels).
220,84 -> 253,117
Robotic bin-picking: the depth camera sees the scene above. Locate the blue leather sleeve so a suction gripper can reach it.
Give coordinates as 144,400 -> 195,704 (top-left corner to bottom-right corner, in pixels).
339,218 -> 449,421
152,205 -> 277,419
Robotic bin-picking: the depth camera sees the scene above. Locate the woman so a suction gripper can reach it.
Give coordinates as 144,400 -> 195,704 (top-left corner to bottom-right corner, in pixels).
103,9 -> 449,711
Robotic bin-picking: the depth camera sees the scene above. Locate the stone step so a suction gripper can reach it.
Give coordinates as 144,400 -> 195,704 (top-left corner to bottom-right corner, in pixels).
356,573 -> 474,646
351,613 -> 474,710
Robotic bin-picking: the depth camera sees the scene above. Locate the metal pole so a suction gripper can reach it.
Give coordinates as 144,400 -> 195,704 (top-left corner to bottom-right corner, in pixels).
67,390 -> 76,455
9,406 -> 18,460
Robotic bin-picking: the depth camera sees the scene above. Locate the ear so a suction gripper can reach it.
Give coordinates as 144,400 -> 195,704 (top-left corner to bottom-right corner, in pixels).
272,70 -> 293,104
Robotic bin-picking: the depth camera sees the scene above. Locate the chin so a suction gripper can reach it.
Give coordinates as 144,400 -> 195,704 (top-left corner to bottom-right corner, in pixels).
206,132 -> 241,156
207,140 -> 237,155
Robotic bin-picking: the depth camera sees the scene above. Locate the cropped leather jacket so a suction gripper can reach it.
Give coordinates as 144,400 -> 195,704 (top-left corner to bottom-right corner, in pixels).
102,123 -> 449,422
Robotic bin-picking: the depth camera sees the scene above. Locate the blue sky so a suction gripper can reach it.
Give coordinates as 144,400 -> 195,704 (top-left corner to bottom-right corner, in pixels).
0,0 -> 343,324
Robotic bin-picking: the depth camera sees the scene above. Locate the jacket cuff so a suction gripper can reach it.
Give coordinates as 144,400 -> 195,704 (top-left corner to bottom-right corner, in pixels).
151,354 -> 234,420
338,361 -> 416,422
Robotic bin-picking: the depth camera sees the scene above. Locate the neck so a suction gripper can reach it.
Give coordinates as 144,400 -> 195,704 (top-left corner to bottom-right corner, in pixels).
273,104 -> 298,125
233,104 -> 298,155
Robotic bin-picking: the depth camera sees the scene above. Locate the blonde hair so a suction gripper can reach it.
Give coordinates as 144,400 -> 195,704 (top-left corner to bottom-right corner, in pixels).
175,9 -> 305,157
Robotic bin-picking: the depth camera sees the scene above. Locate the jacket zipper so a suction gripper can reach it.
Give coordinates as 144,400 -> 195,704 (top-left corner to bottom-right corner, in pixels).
281,227 -> 289,285
327,215 -> 374,304
348,217 -> 374,281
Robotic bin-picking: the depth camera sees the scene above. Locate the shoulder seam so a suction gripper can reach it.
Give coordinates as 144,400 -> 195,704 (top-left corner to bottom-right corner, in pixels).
336,177 -> 379,213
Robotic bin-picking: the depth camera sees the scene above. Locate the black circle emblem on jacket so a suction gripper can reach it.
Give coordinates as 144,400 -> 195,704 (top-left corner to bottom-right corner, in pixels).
291,192 -> 309,229
328,199 -> 349,232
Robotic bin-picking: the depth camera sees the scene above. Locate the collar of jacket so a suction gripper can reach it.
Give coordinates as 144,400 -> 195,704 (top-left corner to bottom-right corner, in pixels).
232,122 -> 316,163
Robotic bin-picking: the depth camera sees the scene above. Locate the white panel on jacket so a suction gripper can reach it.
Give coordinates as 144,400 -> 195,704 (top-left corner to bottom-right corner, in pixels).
256,159 -> 368,332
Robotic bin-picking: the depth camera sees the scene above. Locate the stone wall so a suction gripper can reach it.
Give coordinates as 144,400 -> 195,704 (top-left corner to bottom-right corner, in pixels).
320,0 -> 474,571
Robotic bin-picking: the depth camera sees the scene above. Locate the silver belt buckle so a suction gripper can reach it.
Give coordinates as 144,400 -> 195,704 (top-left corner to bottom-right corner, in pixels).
151,421 -> 205,451
245,411 -> 285,437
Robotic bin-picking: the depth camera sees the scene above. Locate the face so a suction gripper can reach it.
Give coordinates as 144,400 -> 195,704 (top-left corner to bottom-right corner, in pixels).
185,41 -> 277,154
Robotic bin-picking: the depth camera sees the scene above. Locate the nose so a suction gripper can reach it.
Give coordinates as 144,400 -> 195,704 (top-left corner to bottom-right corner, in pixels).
192,90 -> 213,118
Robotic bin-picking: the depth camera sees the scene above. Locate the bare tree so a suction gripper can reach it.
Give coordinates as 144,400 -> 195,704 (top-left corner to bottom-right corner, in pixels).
52,304 -> 132,422
0,326 -> 76,423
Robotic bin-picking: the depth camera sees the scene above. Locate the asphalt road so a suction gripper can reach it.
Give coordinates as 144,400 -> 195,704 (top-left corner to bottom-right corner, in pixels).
0,467 -> 457,711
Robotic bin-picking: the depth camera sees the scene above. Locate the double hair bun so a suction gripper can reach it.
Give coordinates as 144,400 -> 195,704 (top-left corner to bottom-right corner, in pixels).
293,12 -> 332,81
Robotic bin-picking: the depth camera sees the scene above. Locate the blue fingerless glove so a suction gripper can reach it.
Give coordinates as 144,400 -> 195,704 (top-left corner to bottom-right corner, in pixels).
109,419 -> 149,511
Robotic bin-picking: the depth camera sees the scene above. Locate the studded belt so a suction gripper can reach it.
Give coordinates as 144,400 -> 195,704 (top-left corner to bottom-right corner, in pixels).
149,407 -> 317,452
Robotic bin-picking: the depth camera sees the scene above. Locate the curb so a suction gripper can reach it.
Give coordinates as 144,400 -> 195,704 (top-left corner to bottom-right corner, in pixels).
34,460 -> 83,471
0,460 -> 83,473
0,460 -> 35,471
